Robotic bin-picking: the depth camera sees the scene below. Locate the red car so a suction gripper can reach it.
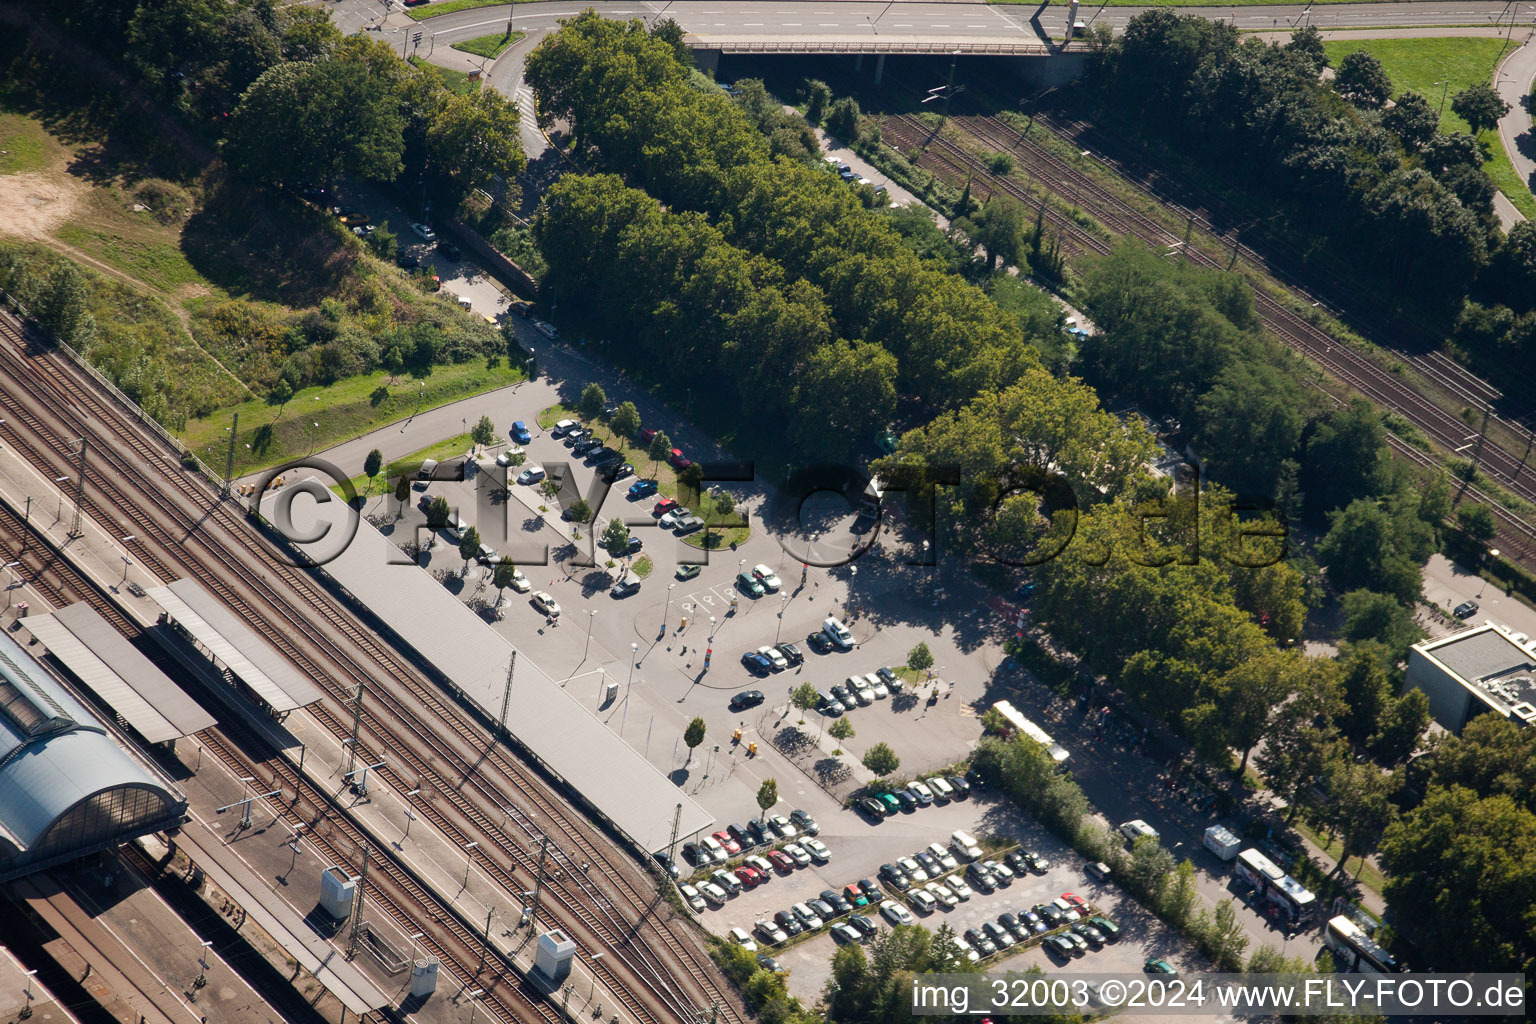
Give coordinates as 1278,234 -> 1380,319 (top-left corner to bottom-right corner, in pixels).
767,850 -> 795,873
1062,893 -> 1088,915
640,428 -> 658,444
736,866 -> 765,888
653,497 -> 679,517
668,448 -> 692,469
713,830 -> 741,855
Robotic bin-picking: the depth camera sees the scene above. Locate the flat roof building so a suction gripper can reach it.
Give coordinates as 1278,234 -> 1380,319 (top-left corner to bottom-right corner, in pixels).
1405,622 -> 1536,734
0,630 -> 186,883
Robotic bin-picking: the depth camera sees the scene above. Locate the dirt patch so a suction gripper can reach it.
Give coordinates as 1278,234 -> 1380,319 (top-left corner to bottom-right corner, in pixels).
0,170 -> 84,240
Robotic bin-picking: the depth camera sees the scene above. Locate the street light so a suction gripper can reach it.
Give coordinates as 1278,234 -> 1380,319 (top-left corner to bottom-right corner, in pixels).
626,642 -> 638,697
3,560 -> 20,610
584,609 -> 597,661
589,952 -> 606,1000
1433,79 -> 1451,117
663,583 -> 675,634
775,592 -> 788,643
709,615 -> 717,640
462,840 -> 479,889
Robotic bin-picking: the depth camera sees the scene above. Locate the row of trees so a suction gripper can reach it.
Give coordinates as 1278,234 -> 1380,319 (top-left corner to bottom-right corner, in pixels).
1085,16 -> 1510,320
526,14 -> 1061,428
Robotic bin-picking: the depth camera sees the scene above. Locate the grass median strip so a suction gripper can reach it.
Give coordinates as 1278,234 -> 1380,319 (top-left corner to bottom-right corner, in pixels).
450,30 -> 525,59
406,0 -> 514,20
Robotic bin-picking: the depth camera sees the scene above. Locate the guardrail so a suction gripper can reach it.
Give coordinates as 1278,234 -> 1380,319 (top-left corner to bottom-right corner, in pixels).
703,39 -> 1056,55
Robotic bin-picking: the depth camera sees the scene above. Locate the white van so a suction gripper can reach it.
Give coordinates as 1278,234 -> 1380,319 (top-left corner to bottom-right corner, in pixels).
416,458 -> 439,481
822,616 -> 853,649
457,296 -> 473,311
552,418 -> 578,437
951,829 -> 982,863
443,513 -> 469,542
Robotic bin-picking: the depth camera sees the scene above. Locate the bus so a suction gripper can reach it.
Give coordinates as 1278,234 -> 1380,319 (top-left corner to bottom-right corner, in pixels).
1234,849 -> 1316,924
1325,916 -> 1401,974
991,700 -> 1070,764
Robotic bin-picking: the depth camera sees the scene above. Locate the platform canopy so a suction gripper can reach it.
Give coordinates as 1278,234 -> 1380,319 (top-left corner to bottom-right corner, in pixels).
27,604 -> 216,744
264,484 -> 714,853
146,581 -> 323,714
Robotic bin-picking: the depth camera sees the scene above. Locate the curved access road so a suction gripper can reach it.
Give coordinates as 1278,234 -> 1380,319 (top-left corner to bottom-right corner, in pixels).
1497,34 -> 1536,216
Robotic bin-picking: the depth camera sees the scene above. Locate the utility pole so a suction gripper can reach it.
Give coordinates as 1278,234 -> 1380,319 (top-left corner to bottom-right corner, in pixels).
69,436 -> 87,538
664,803 -> 682,893
223,411 -> 239,495
348,846 -> 370,958
528,834 -> 550,933
499,650 -> 516,740
346,682 -> 365,776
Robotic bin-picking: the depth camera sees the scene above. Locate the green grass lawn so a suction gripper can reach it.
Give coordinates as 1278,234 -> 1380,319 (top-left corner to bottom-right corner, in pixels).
182,362 -> 525,477
55,224 -> 205,292
1292,818 -> 1388,896
450,30 -> 524,59
408,56 -> 479,94
330,432 -> 476,499
0,113 -> 48,174
407,0 -> 514,20
1322,37 -> 1534,218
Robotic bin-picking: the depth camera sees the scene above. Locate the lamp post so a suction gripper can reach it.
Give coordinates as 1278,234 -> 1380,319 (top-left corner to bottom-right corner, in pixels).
462,840 -> 479,889
663,583 -> 675,634
775,592 -> 788,643
1433,79 -> 1451,117
589,952 -> 605,1000
3,560 -> 19,610
584,609 -> 597,661
194,939 -> 213,988
626,642 -> 638,698
709,615 -> 717,641
23,969 -> 36,1004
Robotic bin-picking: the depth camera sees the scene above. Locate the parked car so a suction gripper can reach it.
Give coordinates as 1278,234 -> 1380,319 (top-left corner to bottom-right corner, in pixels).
410,222 -> 437,242
1089,915 -> 1121,940
1044,934 -> 1076,960
676,563 -> 702,581
1061,892 -> 1089,916
628,479 -> 659,500
767,850 -> 795,873
858,878 -> 884,902
791,903 -> 823,930
906,781 -> 935,806
756,954 -> 784,974
1018,908 -> 1049,934
1085,861 -> 1113,882
437,241 -> 461,261
678,883 -> 705,912
1145,958 -> 1177,976
998,913 -> 1030,943
925,882 -> 958,909
728,927 -> 756,950
1118,819 -> 1160,847
982,859 -> 1014,884
880,864 -> 910,890
767,815 -> 798,838
789,809 -> 818,834
782,844 -> 811,868
735,866 -> 766,889
848,914 -> 878,938
880,900 -> 914,926
741,651 -> 773,676
531,592 -> 560,617
801,837 -> 831,862
984,920 -> 1014,949
856,797 -> 886,820
775,642 -> 804,666
601,461 -> 634,483
744,854 -> 773,876
947,775 -> 969,797
517,465 -> 546,485
698,881 -> 727,905
806,631 -> 834,653
726,824 -> 754,849
773,910 -> 804,936
963,928 -> 997,956
909,889 -> 938,914
755,919 -> 787,945
1454,599 -> 1479,618
830,922 -> 863,945
820,889 -> 851,915
668,448 -> 692,469
751,564 -> 782,591
674,515 -> 705,535
510,420 -> 531,444
896,856 -> 927,883
925,842 -> 957,871
757,644 -> 788,670
1072,921 -> 1107,947
571,437 -> 601,457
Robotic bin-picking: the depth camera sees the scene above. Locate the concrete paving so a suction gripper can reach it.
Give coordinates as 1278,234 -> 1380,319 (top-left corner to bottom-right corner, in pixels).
1421,551 -> 1536,639
0,944 -> 82,1024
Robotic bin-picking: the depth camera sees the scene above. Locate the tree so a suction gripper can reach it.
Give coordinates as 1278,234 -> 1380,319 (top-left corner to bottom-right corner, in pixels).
1124,834 -> 1176,905
394,474 -> 410,514
1456,503 -> 1498,542
825,96 -> 861,142
471,414 -> 496,447
1379,787 -> 1536,974
789,341 -> 897,458
1383,91 -> 1439,151
1340,589 -> 1424,657
1205,899 -> 1250,970
425,86 -> 527,202
1213,648 -> 1301,774
803,79 -> 832,125
366,221 -> 398,261
1285,26 -> 1327,73
647,430 -> 673,477
648,17 -> 691,66
1368,688 -> 1429,765
610,400 -> 641,440
363,448 -> 383,496
1256,670 -> 1344,818
1318,756 -> 1398,874
965,197 -> 1028,272
862,742 -> 900,777
568,498 -> 593,524
683,717 -> 706,765
1317,499 -> 1422,604
492,558 -> 519,602
1334,50 -> 1392,108
1451,83 -> 1510,135
1163,859 -> 1200,928
426,495 -> 451,528
829,717 -> 855,745
223,51 -> 406,186
906,642 -> 934,673
755,778 -> 778,814
43,262 -> 95,349
602,517 -> 630,554
579,382 -> 607,421
458,525 -> 480,575
791,682 -> 820,720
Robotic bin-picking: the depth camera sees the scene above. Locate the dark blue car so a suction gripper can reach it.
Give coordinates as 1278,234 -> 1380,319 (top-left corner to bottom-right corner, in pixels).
741,651 -> 773,676
628,479 -> 659,500
511,420 -> 531,445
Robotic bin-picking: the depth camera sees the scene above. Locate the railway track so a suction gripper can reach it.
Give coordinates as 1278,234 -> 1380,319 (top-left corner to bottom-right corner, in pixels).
973,110 -> 1536,501
0,309 -> 740,1024
877,112 -> 1536,570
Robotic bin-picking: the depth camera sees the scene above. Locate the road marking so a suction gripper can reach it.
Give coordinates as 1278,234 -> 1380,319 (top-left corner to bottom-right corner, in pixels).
744,22 -> 764,25
782,21 -> 800,25
819,22 -> 839,26
932,23 -> 950,28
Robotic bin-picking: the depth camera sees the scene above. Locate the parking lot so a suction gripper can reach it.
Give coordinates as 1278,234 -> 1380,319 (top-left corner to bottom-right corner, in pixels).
362,343 -> 1323,998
